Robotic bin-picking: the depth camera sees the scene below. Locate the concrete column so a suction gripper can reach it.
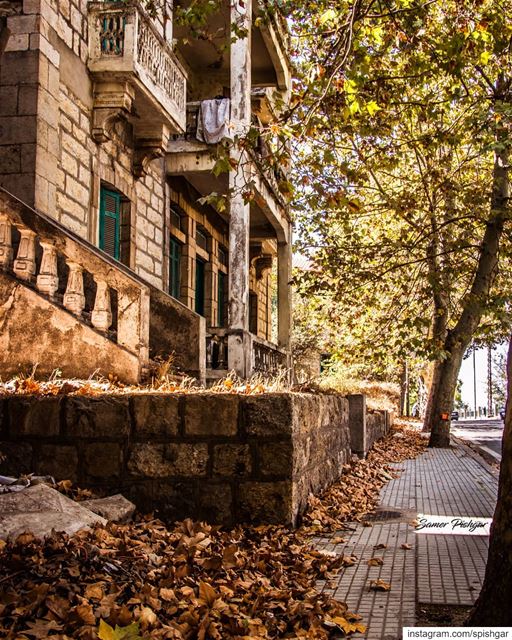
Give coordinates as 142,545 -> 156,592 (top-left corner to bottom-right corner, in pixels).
348,394 -> 367,457
180,215 -> 196,310
227,0 -> 252,376
277,229 -> 292,350
205,237 -> 218,326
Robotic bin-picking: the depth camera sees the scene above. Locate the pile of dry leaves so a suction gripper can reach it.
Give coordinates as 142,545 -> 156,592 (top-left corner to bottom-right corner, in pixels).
303,422 -> 426,531
0,425 -> 425,639
0,520 -> 365,639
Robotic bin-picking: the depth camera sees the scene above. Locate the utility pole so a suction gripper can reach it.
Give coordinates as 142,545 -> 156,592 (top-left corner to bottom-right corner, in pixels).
487,346 -> 493,417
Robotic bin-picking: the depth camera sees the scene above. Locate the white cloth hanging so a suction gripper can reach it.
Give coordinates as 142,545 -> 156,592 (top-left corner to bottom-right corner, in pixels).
196,98 -> 232,144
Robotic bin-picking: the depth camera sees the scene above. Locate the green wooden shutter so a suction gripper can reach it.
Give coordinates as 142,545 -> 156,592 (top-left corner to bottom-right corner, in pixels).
99,187 -> 121,260
195,258 -> 205,316
169,236 -> 181,299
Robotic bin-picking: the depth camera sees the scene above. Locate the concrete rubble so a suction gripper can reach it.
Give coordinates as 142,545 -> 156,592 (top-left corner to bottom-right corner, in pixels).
82,494 -> 136,523
0,483 -> 136,541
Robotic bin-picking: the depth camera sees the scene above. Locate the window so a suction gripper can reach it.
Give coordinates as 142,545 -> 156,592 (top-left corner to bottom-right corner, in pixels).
169,236 -> 181,299
218,245 -> 228,268
196,227 -> 208,252
217,270 -> 226,327
170,204 -> 182,231
99,186 -> 121,260
195,258 -> 205,316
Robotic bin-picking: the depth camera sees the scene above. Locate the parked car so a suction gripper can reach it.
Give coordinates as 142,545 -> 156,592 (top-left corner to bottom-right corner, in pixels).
451,410 -> 459,421
499,407 -> 506,420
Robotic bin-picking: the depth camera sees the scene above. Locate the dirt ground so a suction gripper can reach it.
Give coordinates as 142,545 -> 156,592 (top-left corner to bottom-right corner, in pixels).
416,603 -> 472,626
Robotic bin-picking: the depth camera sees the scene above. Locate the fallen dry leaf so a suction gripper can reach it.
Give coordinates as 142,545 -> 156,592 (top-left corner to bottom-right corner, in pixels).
367,557 -> 384,566
401,543 -> 412,550
374,543 -> 388,550
369,579 -> 391,592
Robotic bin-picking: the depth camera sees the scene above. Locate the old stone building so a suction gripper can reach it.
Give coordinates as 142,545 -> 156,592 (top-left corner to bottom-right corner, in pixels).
0,0 -> 292,382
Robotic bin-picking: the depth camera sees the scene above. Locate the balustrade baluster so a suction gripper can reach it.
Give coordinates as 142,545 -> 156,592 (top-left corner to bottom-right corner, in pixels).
13,228 -> 37,282
91,278 -> 112,332
63,261 -> 86,316
0,214 -> 13,269
36,241 -> 59,297
218,337 -> 227,368
206,336 -> 213,368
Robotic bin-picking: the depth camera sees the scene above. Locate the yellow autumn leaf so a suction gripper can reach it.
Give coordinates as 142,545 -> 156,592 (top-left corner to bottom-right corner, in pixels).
319,9 -> 337,25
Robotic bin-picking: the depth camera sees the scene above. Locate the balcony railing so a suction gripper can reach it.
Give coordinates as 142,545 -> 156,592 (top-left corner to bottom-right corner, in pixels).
88,1 -> 187,131
206,329 -> 287,375
173,101 -> 289,194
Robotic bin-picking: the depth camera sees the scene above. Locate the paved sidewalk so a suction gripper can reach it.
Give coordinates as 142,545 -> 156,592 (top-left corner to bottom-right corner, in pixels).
314,439 -> 499,640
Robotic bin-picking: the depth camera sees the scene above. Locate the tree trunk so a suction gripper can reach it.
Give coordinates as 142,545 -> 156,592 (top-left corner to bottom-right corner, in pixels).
427,346 -> 464,447
426,129 -> 509,446
422,359 -> 442,432
467,335 -> 512,625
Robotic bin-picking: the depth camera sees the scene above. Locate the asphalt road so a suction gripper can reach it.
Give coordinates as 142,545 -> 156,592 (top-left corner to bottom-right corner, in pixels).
451,418 -> 504,460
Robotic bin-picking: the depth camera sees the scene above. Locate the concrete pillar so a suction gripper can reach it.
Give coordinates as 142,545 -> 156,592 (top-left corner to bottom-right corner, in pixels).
227,0 -> 252,377
277,229 -> 292,350
348,393 -> 367,457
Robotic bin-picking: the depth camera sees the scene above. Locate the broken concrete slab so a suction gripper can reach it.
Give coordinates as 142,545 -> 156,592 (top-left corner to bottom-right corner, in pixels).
0,483 -> 106,541
82,494 -> 135,523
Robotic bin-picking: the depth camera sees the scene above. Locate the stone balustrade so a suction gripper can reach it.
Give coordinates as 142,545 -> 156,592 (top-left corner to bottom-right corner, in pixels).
205,329 -> 287,376
252,335 -> 288,374
0,189 -> 150,377
88,1 -> 187,133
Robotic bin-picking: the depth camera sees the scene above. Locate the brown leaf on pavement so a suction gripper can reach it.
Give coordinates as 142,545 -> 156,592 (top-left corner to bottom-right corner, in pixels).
367,557 -> 384,566
369,579 -> 391,592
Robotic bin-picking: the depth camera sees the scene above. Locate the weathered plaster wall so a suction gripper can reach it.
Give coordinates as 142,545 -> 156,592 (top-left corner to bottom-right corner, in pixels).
0,271 -> 141,382
0,392 -> 359,526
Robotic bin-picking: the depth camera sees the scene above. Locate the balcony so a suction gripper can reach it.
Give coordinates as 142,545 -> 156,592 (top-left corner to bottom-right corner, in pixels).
167,100 -> 291,243
88,1 -> 187,167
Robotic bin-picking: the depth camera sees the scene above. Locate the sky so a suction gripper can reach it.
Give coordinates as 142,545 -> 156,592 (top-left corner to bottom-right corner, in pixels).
458,344 -> 507,411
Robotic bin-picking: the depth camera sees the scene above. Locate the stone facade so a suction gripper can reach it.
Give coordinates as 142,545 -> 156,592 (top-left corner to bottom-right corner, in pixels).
0,391 -> 391,525
0,0 -> 292,382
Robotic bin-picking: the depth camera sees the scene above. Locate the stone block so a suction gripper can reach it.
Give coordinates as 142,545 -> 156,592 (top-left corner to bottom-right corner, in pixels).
0,441 -> 33,476
196,483 -> 233,525
154,480 -> 196,521
131,394 -> 179,439
128,443 -> 208,478
184,394 -> 239,437
0,116 -> 37,145
213,444 -> 252,477
36,444 -> 78,481
257,441 -> 292,477
9,396 -> 61,437
84,442 -> 121,478
237,481 -> 293,525
82,494 -> 135,523
0,51 -> 39,85
18,85 -> 38,115
242,394 -> 293,437
0,145 -> 20,173
65,396 -> 130,438
0,87 -> 18,116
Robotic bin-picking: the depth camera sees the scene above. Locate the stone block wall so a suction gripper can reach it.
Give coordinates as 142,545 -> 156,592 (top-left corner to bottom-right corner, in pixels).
0,392 -> 354,526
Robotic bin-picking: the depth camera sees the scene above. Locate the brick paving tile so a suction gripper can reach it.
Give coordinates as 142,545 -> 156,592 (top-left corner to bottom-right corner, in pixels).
312,440 -> 498,639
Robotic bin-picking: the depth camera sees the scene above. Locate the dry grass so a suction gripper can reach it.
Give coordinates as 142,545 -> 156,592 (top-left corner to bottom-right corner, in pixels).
316,375 -> 400,412
0,368 -> 292,397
